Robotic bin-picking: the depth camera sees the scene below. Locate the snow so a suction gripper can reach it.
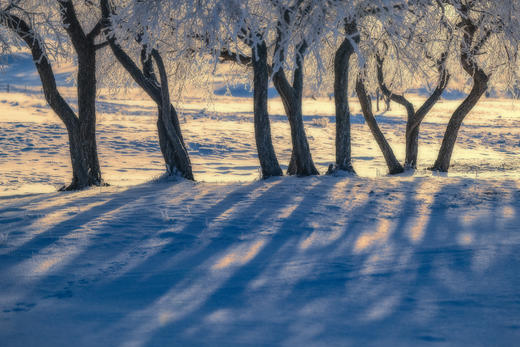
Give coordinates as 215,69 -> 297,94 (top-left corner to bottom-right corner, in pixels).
1,177 -> 519,345
1,56 -> 520,346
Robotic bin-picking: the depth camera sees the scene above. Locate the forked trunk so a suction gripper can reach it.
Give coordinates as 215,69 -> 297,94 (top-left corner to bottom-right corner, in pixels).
101,0 -> 193,180
152,51 -> 194,180
377,51 -> 449,170
2,11 -> 103,191
273,74 -> 319,176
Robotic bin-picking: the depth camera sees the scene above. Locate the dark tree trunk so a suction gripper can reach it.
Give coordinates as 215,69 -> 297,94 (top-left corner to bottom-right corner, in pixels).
431,15 -> 489,172
252,42 -> 283,178
273,70 -> 319,176
57,1 -> 105,190
331,21 -> 359,174
405,124 -> 420,169
76,44 -> 103,187
405,67 -> 449,168
152,51 -> 194,179
100,0 -> 193,180
431,72 -> 487,171
356,78 -> 404,174
272,39 -> 318,176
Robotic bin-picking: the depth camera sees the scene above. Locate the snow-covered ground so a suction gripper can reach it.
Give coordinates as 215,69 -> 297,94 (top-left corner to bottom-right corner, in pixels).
1,54 -> 520,345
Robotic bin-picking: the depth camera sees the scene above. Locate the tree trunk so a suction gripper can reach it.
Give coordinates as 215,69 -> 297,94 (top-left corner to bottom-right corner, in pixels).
331,36 -> 356,173
431,15 -> 489,172
431,72 -> 488,171
356,78 -> 404,174
252,42 -> 283,178
273,71 -> 319,176
74,44 -> 103,188
272,42 -> 318,177
152,51 -> 194,180
405,124 -> 420,169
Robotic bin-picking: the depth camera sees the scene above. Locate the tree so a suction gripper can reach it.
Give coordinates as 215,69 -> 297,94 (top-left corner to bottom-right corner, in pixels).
219,0 -> 283,178
271,0 -> 321,176
431,0 -> 519,172
0,0 -> 106,190
100,0 -> 193,180
330,17 -> 358,174
375,1 -> 452,169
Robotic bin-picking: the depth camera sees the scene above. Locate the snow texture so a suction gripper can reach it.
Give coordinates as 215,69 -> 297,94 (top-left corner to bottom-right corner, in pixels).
0,54 -> 520,346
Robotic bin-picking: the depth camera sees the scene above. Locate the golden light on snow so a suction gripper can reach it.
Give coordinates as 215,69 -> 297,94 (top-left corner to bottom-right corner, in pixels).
458,233 -> 474,246
406,182 -> 439,244
502,205 -> 515,219
34,256 -> 61,274
212,239 -> 265,270
354,218 -> 393,253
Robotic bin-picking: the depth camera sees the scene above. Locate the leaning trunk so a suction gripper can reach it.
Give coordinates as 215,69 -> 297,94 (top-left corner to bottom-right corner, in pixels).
431,72 -> 488,172
152,51 -> 194,180
356,78 -> 404,174
273,77 -> 319,176
252,42 -> 283,178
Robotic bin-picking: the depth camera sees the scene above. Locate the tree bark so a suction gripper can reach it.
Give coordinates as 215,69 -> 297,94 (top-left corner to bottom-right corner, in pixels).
356,78 -> 404,175
57,0 -> 105,190
330,21 -> 359,174
152,51 -> 194,180
431,15 -> 489,172
272,39 -> 318,176
252,42 -> 283,178
431,72 -> 487,171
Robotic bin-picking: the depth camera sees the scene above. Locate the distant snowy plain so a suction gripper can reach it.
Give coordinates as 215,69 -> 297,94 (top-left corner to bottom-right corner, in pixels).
0,54 -> 519,346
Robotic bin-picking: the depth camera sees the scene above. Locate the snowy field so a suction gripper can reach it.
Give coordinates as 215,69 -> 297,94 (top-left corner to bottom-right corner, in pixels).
1,55 -> 520,345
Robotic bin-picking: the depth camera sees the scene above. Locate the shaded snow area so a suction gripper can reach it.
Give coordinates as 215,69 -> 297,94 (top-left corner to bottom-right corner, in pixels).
1,177 -> 519,346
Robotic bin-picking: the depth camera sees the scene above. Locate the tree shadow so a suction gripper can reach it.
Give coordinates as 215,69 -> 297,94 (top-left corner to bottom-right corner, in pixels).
1,177 -> 519,346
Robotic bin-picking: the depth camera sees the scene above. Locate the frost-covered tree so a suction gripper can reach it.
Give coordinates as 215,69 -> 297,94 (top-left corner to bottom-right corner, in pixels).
100,0 -> 193,180
0,0 -> 107,190
374,1 -> 451,169
270,0 -> 323,176
217,0 -> 283,178
431,0 -> 520,172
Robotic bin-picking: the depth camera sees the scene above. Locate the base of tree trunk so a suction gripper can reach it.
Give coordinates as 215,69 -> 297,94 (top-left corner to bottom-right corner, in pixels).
427,165 -> 449,173
388,166 -> 405,175
326,163 -> 356,175
59,179 -> 108,191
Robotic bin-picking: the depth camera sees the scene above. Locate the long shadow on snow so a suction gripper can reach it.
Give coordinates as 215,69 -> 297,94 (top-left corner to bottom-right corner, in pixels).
90,179 -> 292,321
145,179 -> 394,344
0,181 -> 181,267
